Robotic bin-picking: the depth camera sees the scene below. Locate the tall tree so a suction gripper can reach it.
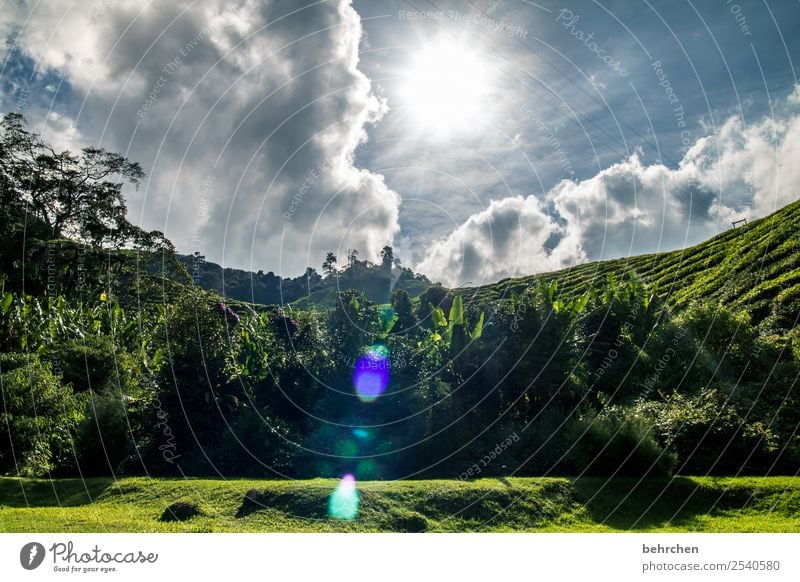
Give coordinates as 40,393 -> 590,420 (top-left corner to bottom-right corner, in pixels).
0,113 -> 170,251
380,245 -> 394,271
322,252 -> 338,278
346,248 -> 359,268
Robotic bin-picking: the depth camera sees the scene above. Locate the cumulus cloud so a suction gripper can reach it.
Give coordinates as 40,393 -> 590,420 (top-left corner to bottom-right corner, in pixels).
415,195 -> 584,286
419,94 -> 800,286
1,0 -> 399,274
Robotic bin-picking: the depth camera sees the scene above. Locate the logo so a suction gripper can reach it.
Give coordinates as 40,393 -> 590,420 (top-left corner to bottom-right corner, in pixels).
20,542 -> 46,570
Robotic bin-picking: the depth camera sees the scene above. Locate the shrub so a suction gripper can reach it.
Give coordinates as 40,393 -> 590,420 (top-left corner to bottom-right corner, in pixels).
644,389 -> 781,474
160,501 -> 202,522
0,356 -> 85,476
75,389 -> 134,476
387,509 -> 428,532
563,406 -> 676,477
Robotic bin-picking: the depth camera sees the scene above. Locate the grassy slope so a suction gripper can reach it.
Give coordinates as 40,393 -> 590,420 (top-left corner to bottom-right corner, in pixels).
468,199 -> 800,331
1,476 -> 798,532
292,277 -> 431,310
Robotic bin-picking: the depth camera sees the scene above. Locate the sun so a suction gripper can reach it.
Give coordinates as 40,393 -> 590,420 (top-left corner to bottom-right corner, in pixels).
400,43 -> 493,133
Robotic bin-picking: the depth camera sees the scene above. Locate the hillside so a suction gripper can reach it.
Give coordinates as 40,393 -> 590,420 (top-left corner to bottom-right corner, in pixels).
2,476 -> 798,533
467,199 -> 800,334
180,252 -> 431,308
183,199 -> 800,326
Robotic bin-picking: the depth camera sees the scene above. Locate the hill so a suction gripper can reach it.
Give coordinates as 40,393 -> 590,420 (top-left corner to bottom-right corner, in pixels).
180,252 -> 431,308
1,476 -> 798,532
467,199 -> 800,334
183,199 -> 800,326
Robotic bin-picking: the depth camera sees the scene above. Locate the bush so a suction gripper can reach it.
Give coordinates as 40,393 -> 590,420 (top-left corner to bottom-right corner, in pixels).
160,501 -> 202,522
44,335 -> 120,393
563,407 -> 676,477
75,389 -> 134,476
0,356 -> 85,476
387,509 -> 428,532
644,389 -> 781,474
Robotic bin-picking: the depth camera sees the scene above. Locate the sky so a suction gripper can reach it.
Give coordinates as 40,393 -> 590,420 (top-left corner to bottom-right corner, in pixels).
2,0 -> 799,287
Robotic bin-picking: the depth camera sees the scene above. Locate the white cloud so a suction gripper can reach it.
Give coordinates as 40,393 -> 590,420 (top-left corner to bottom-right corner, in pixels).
2,0 -> 400,274
788,83 -> 800,105
415,195 -> 583,287
419,101 -> 800,286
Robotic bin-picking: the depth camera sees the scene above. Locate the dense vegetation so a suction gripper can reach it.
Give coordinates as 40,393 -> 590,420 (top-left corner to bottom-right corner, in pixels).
471,200 -> 800,336
2,476 -> 798,532
1,113 -> 798,484
179,247 -> 431,308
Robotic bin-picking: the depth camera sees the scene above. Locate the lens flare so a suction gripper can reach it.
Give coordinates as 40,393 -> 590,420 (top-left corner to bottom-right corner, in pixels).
352,428 -> 370,440
353,344 -> 391,403
328,473 -> 359,520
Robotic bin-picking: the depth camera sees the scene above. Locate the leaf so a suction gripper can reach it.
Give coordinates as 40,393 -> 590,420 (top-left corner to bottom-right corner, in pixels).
349,297 -> 359,312
1,292 -> 12,314
449,295 -> 464,327
571,292 -> 591,315
469,311 -> 484,340
430,305 -> 447,330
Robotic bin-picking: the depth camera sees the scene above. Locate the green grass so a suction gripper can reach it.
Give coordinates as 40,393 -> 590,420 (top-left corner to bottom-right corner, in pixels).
1,476 -> 798,532
468,199 -> 800,333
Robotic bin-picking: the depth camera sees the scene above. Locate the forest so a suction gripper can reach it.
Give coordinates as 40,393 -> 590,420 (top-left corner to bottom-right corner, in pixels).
1,112 -> 798,482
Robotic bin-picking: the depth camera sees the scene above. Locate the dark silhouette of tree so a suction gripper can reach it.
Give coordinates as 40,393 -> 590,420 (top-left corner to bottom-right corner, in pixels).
380,245 -> 394,271
346,248 -> 359,268
0,113 -> 170,252
391,289 -> 417,333
322,252 -> 338,278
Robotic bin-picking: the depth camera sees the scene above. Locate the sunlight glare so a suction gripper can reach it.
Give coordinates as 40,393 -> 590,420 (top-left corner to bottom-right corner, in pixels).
401,43 -> 492,132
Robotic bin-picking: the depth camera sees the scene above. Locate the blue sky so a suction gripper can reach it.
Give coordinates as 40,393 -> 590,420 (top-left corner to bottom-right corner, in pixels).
2,0 -> 799,285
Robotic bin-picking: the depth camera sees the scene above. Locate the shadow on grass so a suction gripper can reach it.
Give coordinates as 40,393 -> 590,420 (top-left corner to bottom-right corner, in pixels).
0,477 -> 115,507
572,476 -> 754,530
235,489 -> 329,519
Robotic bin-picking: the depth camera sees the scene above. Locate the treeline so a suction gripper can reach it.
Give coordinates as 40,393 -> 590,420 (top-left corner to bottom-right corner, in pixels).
1,113 -> 798,480
179,245 -> 429,308
1,276 -> 798,479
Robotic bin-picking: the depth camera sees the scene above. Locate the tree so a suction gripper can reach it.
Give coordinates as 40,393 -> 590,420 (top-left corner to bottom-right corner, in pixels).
304,267 -> 322,289
346,248 -> 360,268
0,113 -> 170,252
380,245 -> 394,271
391,289 -> 417,333
322,252 -> 338,278
0,354 -> 85,476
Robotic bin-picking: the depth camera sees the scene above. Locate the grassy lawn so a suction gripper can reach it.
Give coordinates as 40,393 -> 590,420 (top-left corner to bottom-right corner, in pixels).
1,476 -> 798,532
